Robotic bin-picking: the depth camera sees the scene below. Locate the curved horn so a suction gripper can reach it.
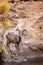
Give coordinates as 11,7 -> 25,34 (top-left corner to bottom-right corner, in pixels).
16,29 -> 20,35
22,29 -> 27,35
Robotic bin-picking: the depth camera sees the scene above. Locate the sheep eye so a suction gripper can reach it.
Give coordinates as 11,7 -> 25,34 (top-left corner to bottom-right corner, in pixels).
22,29 -> 27,35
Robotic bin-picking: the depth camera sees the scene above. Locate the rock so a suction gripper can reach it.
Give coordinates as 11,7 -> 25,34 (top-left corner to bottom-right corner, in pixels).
0,2 -> 43,62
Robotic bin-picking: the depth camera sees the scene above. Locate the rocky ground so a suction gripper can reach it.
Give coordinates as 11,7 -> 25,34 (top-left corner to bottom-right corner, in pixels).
0,2 -> 43,62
